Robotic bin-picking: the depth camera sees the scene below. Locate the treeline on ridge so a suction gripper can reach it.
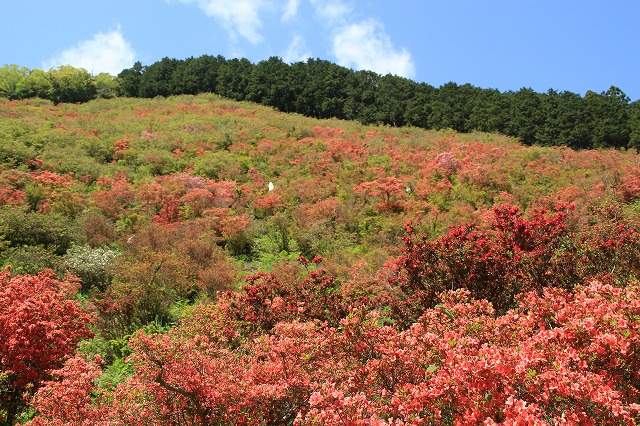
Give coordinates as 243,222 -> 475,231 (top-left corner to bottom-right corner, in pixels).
2,56 -> 640,150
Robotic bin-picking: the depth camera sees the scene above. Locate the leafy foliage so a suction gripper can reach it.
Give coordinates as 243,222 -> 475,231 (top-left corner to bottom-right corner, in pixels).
0,93 -> 639,423
0,207 -> 75,252
0,270 -> 92,425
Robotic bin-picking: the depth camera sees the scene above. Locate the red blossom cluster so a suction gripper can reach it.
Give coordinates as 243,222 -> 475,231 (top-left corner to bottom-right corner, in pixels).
0,270 -> 93,424
26,281 -> 640,425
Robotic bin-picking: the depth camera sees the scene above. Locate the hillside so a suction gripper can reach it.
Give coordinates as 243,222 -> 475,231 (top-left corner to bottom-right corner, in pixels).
3,57 -> 640,151
1,94 -> 640,424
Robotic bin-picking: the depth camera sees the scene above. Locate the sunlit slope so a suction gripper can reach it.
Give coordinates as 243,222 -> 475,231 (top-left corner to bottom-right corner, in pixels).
1,93 -> 640,278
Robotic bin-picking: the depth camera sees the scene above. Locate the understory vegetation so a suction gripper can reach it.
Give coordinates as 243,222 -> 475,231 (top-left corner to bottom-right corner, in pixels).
1,93 -> 640,424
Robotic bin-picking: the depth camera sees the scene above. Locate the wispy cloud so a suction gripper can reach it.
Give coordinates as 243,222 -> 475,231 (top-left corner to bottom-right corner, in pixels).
176,0 -> 267,44
282,0 -> 300,21
282,34 -> 312,63
309,0 -> 415,78
310,0 -> 353,26
43,26 -> 136,75
167,0 -> 415,77
332,19 -> 415,78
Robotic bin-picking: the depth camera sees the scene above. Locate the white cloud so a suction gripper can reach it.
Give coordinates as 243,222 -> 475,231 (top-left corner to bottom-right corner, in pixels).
166,0 -> 417,78
310,0 -> 353,26
282,0 -> 300,21
332,19 -> 415,78
177,0 -> 266,44
282,34 -> 312,63
308,0 -> 416,78
43,26 -> 136,75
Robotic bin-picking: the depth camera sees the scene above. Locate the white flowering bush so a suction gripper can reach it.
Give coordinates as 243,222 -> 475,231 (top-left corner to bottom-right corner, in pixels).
63,245 -> 120,292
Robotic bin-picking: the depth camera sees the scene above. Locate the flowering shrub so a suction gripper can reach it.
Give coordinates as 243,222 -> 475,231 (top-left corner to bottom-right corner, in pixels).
392,205 -> 577,323
27,281 -> 640,425
27,355 -> 106,426
218,265 -> 348,334
63,244 -> 119,291
0,270 -> 92,425
300,282 -> 640,425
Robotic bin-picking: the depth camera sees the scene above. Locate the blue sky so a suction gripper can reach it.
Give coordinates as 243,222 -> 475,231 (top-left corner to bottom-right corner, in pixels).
2,0 -> 639,100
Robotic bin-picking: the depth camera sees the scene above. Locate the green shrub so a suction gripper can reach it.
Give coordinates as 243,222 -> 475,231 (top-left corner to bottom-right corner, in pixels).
0,206 -> 77,255
0,245 -> 60,275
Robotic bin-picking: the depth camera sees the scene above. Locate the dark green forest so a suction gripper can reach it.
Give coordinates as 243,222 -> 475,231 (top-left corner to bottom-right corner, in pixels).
2,56 -> 639,150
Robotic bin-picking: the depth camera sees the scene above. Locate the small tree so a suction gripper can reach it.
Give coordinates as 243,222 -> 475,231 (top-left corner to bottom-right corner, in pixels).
0,64 -> 29,100
93,72 -> 119,99
47,65 -> 97,104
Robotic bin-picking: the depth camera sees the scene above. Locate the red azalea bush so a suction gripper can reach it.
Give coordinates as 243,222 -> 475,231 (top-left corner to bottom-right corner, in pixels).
0,270 -> 93,425
391,205 -> 578,324
391,204 -> 640,325
27,281 -> 640,425
218,263 -> 348,334
301,282 -> 640,425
